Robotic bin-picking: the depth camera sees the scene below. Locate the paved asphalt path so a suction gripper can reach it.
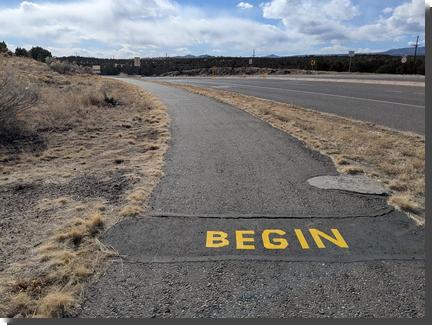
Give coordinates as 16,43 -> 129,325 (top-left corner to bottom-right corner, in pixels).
157,77 -> 425,135
80,80 -> 424,318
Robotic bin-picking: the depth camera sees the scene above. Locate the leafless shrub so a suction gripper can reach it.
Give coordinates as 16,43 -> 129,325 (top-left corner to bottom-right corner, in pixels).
48,60 -> 91,75
0,68 -> 39,141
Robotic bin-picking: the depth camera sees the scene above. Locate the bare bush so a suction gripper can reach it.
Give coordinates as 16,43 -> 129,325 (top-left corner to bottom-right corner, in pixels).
48,60 -> 91,75
0,69 -> 39,141
79,85 -> 119,108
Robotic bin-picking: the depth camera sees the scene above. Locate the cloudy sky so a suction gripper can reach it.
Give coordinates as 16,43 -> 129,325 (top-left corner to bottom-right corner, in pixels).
0,0 -> 426,58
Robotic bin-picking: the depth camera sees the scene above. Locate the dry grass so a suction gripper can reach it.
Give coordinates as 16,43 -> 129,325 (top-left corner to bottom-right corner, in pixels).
0,56 -> 169,318
2,212 -> 110,317
389,194 -> 422,214
156,81 -> 425,224
37,291 -> 75,318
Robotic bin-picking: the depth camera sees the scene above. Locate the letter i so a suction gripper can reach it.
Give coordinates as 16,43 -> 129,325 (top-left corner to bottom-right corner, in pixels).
294,229 -> 310,249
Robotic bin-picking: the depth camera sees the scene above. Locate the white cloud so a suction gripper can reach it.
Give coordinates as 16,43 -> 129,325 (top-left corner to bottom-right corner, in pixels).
350,0 -> 425,41
0,0 -> 291,57
262,0 -> 424,43
262,0 -> 359,23
0,0 -> 426,57
237,2 -> 254,10
262,0 -> 359,42
319,42 -> 348,54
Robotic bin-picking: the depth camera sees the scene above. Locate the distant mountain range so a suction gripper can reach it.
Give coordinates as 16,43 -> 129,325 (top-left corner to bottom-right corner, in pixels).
264,54 -> 280,58
173,54 -> 282,59
379,46 -> 425,56
261,48 -> 427,58
173,54 -> 214,58
171,47 -> 425,59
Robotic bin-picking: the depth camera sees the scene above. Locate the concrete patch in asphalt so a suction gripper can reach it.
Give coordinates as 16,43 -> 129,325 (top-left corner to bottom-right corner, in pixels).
307,175 -> 389,195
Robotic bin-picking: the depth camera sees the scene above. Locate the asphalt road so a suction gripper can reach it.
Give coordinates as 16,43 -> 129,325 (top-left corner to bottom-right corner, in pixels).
157,76 -> 425,134
249,73 -> 425,82
80,81 -> 424,318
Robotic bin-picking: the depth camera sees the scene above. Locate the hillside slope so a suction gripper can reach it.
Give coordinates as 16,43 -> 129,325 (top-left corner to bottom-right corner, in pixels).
0,55 -> 169,318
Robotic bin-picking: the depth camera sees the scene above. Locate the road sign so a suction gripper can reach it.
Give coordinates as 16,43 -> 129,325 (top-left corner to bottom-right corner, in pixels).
92,65 -> 101,74
134,57 -> 141,67
401,56 -> 408,64
249,58 -> 253,65
310,59 -> 316,66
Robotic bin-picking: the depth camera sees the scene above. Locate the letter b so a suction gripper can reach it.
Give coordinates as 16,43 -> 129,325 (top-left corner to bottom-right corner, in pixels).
206,231 -> 229,248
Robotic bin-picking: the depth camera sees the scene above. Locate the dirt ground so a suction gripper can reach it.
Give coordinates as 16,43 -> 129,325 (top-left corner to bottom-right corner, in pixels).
0,56 -> 169,317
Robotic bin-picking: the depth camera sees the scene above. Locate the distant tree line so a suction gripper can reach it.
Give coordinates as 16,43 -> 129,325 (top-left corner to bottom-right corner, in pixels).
59,54 -> 425,76
0,41 -> 52,62
1,41 -> 425,75
0,41 -> 11,55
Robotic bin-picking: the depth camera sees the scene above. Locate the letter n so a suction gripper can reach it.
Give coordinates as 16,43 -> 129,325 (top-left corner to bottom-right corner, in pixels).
309,229 -> 349,249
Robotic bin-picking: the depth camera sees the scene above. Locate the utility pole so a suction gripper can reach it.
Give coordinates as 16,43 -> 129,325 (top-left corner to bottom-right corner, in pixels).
348,51 -> 355,73
249,49 -> 255,66
412,35 -> 419,74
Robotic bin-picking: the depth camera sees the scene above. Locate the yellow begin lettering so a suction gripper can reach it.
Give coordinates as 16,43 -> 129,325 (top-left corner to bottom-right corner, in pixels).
206,231 -> 229,248
262,229 -> 288,249
236,230 -> 255,250
294,229 -> 310,249
309,228 -> 349,249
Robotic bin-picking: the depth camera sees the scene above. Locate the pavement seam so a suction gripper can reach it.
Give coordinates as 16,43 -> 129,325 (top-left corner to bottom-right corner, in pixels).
115,255 -> 425,265
145,208 -> 395,220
